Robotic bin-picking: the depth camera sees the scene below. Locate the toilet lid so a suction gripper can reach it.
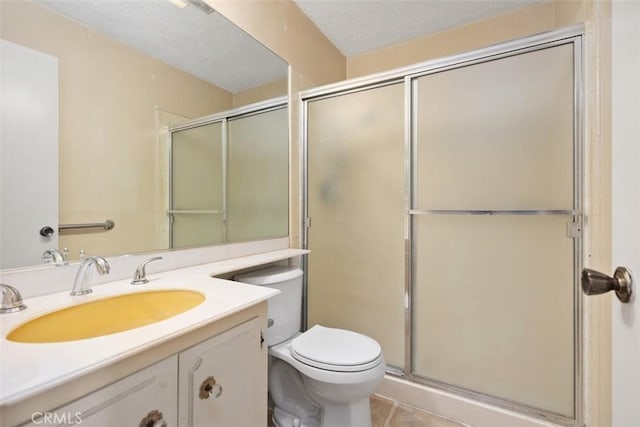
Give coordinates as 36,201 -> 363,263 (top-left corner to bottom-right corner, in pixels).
290,325 -> 382,372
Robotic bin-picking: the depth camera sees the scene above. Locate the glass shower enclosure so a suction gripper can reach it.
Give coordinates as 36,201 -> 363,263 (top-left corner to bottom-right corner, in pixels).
303,29 -> 583,424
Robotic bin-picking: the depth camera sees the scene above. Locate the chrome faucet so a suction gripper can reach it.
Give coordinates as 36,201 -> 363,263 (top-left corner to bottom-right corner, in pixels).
71,256 -> 110,296
42,248 -> 66,265
132,257 -> 163,285
0,283 -> 27,313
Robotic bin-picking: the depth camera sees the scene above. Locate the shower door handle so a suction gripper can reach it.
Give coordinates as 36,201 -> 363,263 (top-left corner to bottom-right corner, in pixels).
581,267 -> 633,303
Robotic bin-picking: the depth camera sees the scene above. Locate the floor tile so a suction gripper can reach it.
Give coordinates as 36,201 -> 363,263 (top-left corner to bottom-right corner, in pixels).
269,394 -> 465,427
387,402 -> 464,427
370,395 -> 394,427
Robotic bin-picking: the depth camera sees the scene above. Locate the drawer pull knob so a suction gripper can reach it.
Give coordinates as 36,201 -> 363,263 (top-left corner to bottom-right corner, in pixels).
199,375 -> 223,400
139,409 -> 167,427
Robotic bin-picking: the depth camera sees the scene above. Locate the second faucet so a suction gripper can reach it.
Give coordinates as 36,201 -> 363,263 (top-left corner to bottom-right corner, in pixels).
131,257 -> 163,285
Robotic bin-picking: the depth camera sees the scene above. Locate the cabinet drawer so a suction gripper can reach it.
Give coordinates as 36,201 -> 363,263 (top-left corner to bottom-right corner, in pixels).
21,356 -> 177,427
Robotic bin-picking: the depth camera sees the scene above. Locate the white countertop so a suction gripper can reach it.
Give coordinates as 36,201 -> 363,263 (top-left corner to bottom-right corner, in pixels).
0,249 -> 307,406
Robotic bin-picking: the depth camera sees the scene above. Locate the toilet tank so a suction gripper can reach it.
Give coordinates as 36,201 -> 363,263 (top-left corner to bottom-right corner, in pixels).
234,265 -> 303,346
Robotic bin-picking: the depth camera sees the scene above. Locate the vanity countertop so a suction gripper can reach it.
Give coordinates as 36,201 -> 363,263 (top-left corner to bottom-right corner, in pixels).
0,248 -> 307,406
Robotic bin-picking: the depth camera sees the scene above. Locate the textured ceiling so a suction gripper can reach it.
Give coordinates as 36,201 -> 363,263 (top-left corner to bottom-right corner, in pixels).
35,0 -> 549,92
35,0 -> 288,94
294,0 -> 548,56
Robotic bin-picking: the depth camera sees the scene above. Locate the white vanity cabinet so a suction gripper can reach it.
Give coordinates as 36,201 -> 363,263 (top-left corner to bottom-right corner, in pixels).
178,317 -> 266,427
5,304 -> 269,427
24,356 -> 178,427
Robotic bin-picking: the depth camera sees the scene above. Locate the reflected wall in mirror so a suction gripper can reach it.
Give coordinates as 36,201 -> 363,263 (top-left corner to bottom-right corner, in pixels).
0,0 -> 289,269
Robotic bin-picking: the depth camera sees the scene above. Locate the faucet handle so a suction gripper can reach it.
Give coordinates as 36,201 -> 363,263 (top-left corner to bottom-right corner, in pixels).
132,257 -> 163,285
0,283 -> 27,313
42,249 -> 65,266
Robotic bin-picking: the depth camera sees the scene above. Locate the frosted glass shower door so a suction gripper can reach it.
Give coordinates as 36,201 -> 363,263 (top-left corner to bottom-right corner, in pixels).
306,83 -> 405,369
411,44 -> 578,417
170,122 -> 224,248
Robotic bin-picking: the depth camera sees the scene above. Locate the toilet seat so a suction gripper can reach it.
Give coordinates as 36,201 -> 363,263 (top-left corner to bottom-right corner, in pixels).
290,325 -> 383,372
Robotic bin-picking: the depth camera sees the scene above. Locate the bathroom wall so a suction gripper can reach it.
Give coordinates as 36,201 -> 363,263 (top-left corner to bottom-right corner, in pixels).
582,1 -> 613,425
347,0 -> 586,78
0,1 -> 233,259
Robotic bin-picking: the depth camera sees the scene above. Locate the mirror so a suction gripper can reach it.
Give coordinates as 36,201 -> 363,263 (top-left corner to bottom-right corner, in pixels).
168,104 -> 289,249
0,0 -> 289,269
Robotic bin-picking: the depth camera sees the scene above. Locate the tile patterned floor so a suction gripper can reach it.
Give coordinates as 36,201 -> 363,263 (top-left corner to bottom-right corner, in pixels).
269,395 -> 466,426
371,395 -> 466,427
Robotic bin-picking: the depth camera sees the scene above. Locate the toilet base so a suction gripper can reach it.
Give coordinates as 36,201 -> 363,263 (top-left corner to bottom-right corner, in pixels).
272,406 -> 320,427
320,398 -> 372,427
270,357 -> 374,427
273,399 -> 372,427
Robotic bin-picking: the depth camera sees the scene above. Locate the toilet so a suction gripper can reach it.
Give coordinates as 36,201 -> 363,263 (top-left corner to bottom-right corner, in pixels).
234,265 -> 386,427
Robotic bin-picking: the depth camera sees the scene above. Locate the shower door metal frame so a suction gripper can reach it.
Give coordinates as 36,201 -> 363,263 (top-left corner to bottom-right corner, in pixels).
169,97 -> 287,248
301,26 -> 584,426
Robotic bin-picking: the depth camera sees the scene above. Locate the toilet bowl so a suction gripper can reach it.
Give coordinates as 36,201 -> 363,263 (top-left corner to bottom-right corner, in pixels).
270,326 -> 386,426
234,266 -> 386,427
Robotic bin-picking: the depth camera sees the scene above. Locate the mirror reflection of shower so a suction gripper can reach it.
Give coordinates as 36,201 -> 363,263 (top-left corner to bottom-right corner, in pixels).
168,99 -> 289,249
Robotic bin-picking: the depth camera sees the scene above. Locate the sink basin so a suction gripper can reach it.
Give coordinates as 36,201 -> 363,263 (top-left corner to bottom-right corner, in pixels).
7,290 -> 205,343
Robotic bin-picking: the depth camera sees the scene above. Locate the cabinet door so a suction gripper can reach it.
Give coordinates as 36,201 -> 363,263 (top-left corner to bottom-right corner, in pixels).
23,356 -> 177,427
178,317 -> 266,427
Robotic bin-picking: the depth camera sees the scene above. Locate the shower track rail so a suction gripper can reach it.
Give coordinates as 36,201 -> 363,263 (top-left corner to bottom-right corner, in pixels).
167,210 -> 223,215
409,209 -> 578,216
